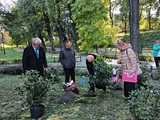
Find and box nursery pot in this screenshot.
[30,103,45,119]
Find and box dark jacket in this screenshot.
[59,48,76,69]
[86,54,96,75]
[22,46,47,74]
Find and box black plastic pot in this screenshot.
[30,103,45,119]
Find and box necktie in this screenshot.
[36,48,39,59]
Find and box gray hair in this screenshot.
[32,37,42,45]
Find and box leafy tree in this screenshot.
[71,0,119,51]
[142,0,157,30]
[108,0,120,27]
[119,0,129,33]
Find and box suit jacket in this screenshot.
[22,46,47,75]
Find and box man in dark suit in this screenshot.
[22,37,47,75]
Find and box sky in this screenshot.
[0,0,16,10]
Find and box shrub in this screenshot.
[138,64,151,88]
[129,86,160,120]
[93,56,113,87]
[16,69,60,106]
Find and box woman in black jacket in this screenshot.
[59,40,76,83]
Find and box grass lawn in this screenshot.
[0,47,59,64]
[0,74,23,119]
[0,74,135,120]
[0,48,22,63]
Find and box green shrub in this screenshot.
[93,56,113,87]
[129,86,160,120]
[138,64,151,88]
[16,69,60,106]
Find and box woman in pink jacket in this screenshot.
[117,40,138,97]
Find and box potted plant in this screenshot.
[17,69,60,119]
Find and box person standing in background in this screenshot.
[152,40,160,68]
[59,37,76,84]
[22,37,48,75]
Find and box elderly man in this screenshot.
[22,37,47,75]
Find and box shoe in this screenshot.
[83,90,96,97]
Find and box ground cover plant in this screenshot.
[0,74,134,120]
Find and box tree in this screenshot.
[119,0,129,33]
[0,25,5,54]
[128,0,140,54]
[144,0,156,30]
[108,0,120,27]
[70,0,118,51]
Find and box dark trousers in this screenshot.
[89,79,95,92]
[154,57,160,68]
[64,68,75,83]
[124,82,136,97]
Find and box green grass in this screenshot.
[1,74,160,120]
[0,74,134,120]
[46,53,59,63]
[46,90,132,120]
[0,47,58,64]
[0,74,23,119]
[0,48,22,63]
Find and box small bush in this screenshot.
[16,69,60,106]
[93,56,113,87]
[129,86,160,120]
[138,64,151,88]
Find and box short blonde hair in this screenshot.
[32,37,42,45]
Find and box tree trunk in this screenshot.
[43,11,54,51]
[124,21,127,33]
[16,43,19,48]
[39,32,46,50]
[56,23,65,50]
[148,8,152,30]
[56,4,65,50]
[1,32,5,54]
[109,0,114,27]
[68,4,78,51]
[124,15,128,33]
[128,0,140,54]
